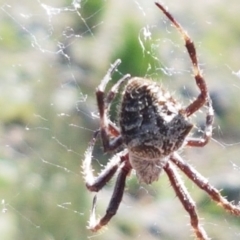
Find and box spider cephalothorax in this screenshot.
[82,2,240,240]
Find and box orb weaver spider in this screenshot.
[83,2,240,239]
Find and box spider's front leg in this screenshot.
[155,2,214,148]
[181,24,214,147]
[155,2,210,117]
[96,59,130,152]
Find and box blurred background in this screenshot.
[1,0,240,239]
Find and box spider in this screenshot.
[83,2,240,240]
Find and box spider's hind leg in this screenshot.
[171,152,240,216]
[164,161,209,240]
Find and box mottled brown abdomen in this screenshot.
[119,77,193,158]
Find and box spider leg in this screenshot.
[108,121,121,137]
[82,131,124,192]
[105,74,131,109]
[171,152,240,215]
[155,2,211,117]
[164,161,209,240]
[186,103,214,147]
[96,59,130,152]
[88,155,132,232]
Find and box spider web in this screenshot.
[1,0,240,240]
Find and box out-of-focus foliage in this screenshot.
[1,1,240,240]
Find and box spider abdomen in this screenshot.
[119,77,193,183]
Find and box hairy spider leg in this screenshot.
[155,2,209,116]
[82,130,132,232]
[108,121,121,137]
[105,74,131,108]
[89,154,131,232]
[155,2,214,147]
[105,74,131,137]
[96,59,130,152]
[164,162,209,240]
[171,153,240,215]
[83,130,121,192]
[186,105,214,147]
